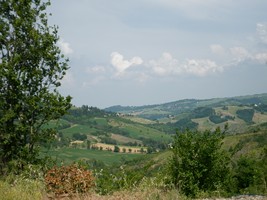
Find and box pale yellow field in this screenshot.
[92,143,147,153]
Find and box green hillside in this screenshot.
[105,93,267,119]
[105,93,267,133]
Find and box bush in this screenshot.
[234,156,262,191]
[168,128,230,197]
[45,164,94,196]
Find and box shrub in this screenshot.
[45,164,94,196]
[168,128,230,197]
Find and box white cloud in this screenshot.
[183,59,222,76]
[58,39,73,55]
[210,44,225,55]
[254,53,267,64]
[110,52,143,75]
[257,23,267,44]
[230,47,250,61]
[149,52,181,76]
[149,52,222,77]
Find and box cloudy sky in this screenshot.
[49,0,267,108]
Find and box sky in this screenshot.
[48,0,267,108]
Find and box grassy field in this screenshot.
[120,123,171,141]
[62,124,95,137]
[123,116,156,124]
[111,133,142,144]
[45,147,149,166]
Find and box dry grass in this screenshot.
[0,179,45,200]
[44,188,184,200]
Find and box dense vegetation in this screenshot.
[169,128,230,197]
[0,0,71,174]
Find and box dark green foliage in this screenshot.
[72,133,87,141]
[94,157,155,195]
[209,115,228,124]
[230,151,267,194]
[100,136,117,145]
[236,109,255,124]
[169,118,198,131]
[63,105,115,124]
[140,137,168,150]
[222,106,228,110]
[47,132,70,148]
[234,156,262,190]
[226,131,267,194]
[254,104,267,113]
[169,128,230,197]
[114,145,120,153]
[192,107,215,118]
[0,0,71,173]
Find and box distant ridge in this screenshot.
[105,93,267,119]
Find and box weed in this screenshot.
[45,164,94,196]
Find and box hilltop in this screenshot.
[105,93,267,133]
[105,93,267,117]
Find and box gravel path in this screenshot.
[201,195,267,200]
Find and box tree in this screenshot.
[168,128,230,197]
[0,0,71,171]
[114,145,120,153]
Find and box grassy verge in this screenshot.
[0,178,44,200]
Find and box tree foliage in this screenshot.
[236,109,255,124]
[169,128,230,197]
[0,0,71,172]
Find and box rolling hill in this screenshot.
[105,93,267,118]
[105,93,267,133]
[44,93,267,166]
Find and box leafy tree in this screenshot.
[114,145,120,153]
[234,156,262,191]
[0,0,71,171]
[169,128,230,197]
